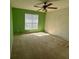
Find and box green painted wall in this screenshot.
[12,8,46,34]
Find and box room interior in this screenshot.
[10,0,69,59]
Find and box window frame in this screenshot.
[25,13,39,30]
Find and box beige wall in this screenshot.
[45,8,69,41]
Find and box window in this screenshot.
[25,14,38,30]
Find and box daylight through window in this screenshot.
[25,14,38,30]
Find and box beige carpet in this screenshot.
[11,32,69,59]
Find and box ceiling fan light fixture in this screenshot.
[34,0,58,12]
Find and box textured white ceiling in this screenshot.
[11,0,69,12]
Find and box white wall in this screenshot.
[45,8,69,41]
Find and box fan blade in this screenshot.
[37,8,42,11]
[34,5,42,8]
[47,3,52,6]
[48,7,58,9]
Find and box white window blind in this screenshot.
[25,14,38,30]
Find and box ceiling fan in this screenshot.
[34,0,58,12]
